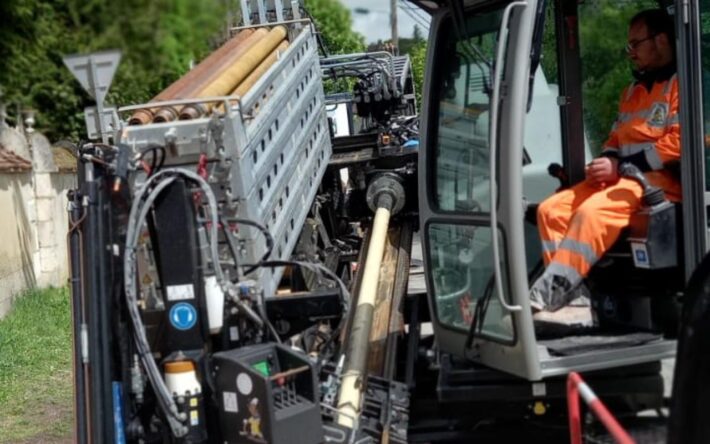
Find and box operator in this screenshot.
[529,9,680,319]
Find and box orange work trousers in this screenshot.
[531,178,645,310]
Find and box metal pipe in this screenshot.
[179,26,287,120]
[336,196,392,428]
[153,28,269,123]
[216,40,289,113]
[232,40,288,98]
[335,170,415,428]
[67,189,88,444]
[128,29,255,125]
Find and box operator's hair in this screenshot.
[630,9,675,43]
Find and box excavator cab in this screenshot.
[416,0,708,384]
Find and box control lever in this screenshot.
[547,162,569,191]
[618,162,666,207]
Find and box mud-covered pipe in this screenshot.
[129,29,256,125]
[179,26,287,120]
[336,175,405,428]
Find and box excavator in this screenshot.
[64,0,710,442]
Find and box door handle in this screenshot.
[489,1,527,313]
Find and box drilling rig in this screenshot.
[65,2,416,443]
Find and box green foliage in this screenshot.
[303,0,365,55]
[409,39,428,110]
[0,288,72,442]
[578,0,658,151]
[538,0,658,152]
[0,0,236,141]
[305,0,365,95]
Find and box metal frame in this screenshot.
[676,0,709,281]
[239,0,298,26]
[120,24,331,298]
[418,0,543,380]
[539,341,676,377]
[553,0,586,185]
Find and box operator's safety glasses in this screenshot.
[625,34,657,53]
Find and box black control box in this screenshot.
[212,343,323,444]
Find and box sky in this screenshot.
[338,0,431,43]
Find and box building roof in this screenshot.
[0,144,32,173]
[52,144,78,173]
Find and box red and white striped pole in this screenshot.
[567,372,636,444]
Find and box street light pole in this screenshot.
[390,0,398,54]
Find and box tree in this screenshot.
[578,0,658,151]
[0,0,237,141]
[409,40,427,110]
[303,0,365,55]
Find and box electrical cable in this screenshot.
[124,168,260,437]
[464,273,496,353]
[137,144,166,177]
[219,221,242,270]
[399,1,431,27]
[397,2,431,31]
[124,176,185,436]
[300,5,330,57]
[256,289,282,344]
[242,259,350,368]
[228,218,274,275]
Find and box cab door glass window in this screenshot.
[428,7,514,342]
[700,0,710,189]
[433,11,503,213]
[428,223,514,343]
[577,1,658,155]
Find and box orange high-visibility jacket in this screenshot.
[600,74,681,199]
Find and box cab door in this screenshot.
[419,0,543,379]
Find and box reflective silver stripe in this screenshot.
[618,111,632,123]
[663,74,677,95]
[644,147,664,170]
[542,240,558,254]
[530,262,583,311]
[618,109,652,124]
[667,113,679,125]
[559,239,598,266]
[619,142,664,170]
[617,102,669,127]
[546,262,583,287]
[619,143,651,157]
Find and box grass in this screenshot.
[0,287,73,443]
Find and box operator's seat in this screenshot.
[532,162,684,336]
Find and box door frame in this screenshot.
[419,0,543,380]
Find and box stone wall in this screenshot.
[0,172,36,315]
[0,118,76,317]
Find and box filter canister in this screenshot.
[165,360,201,396]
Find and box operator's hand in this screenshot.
[585,157,619,188]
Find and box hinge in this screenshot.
[682,0,690,25]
